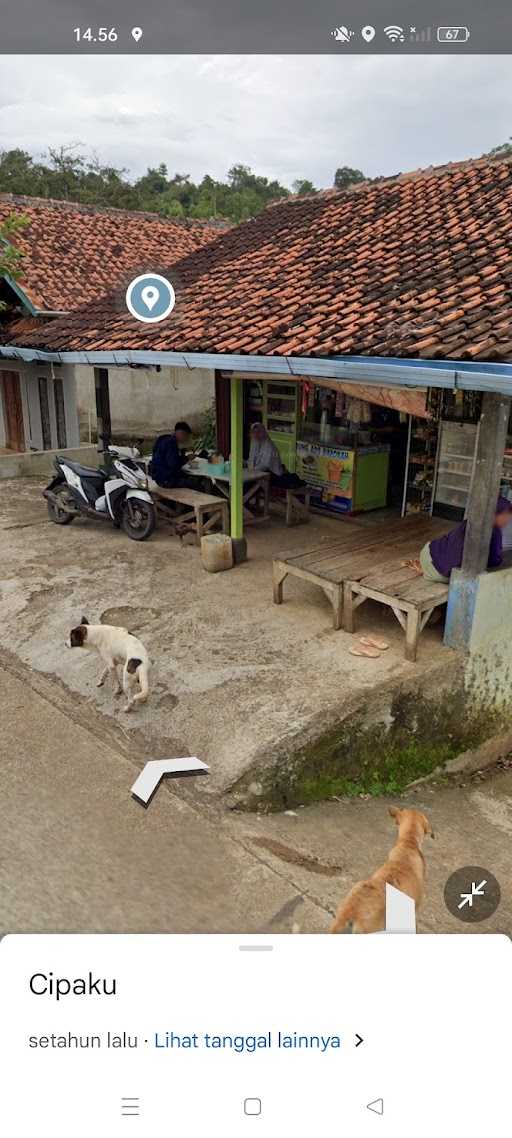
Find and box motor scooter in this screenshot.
[43,443,156,541]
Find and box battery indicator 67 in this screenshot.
[437,26,470,42]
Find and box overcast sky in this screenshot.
[0,55,510,188]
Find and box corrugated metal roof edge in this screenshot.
[1,345,512,395]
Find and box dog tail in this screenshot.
[127,658,150,705]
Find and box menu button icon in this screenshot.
[121,1097,140,1117]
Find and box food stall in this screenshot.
[403,389,512,521]
[296,430,389,515]
[216,372,429,518]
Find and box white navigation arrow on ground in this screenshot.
[458,879,487,909]
[385,883,416,933]
[131,757,209,806]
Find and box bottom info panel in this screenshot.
[0,934,509,1136]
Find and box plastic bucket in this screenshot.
[201,533,234,573]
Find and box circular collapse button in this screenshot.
[444,865,501,923]
[126,272,176,323]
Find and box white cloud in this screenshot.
[0,54,510,189]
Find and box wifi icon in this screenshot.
[384,24,405,42]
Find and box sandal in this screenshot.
[349,644,381,658]
[360,635,390,652]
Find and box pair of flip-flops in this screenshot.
[349,635,390,658]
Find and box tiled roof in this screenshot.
[6,157,512,362]
[0,194,225,313]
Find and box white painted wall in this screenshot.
[74,364,215,439]
[0,360,80,452]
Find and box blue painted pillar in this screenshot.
[444,570,479,652]
[444,392,510,652]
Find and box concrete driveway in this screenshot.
[0,478,510,935]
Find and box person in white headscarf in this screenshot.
[249,423,306,488]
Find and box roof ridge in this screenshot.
[278,151,512,208]
[0,192,228,229]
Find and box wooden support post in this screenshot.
[462,393,511,577]
[230,375,243,541]
[94,367,111,454]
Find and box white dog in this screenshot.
[66,617,150,712]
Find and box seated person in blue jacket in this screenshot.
[248,423,306,489]
[150,421,193,488]
[412,495,512,583]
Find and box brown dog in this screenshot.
[330,807,435,933]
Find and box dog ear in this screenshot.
[388,806,401,822]
[80,616,89,625]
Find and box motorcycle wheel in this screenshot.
[121,498,156,541]
[47,484,75,525]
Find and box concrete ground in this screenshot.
[1,479,453,796]
[0,479,510,935]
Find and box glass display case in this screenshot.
[433,420,479,519]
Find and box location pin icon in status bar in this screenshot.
[131,27,143,42]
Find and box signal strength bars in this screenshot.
[121,1096,140,1117]
[409,26,432,42]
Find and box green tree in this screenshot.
[485,137,512,157]
[0,213,28,311]
[0,147,302,222]
[334,166,366,190]
[292,178,317,195]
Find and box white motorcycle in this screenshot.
[43,444,156,541]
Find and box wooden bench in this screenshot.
[271,485,311,526]
[344,563,449,661]
[150,483,229,543]
[272,518,449,632]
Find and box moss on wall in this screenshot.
[234,681,506,812]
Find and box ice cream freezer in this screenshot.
[296,440,390,515]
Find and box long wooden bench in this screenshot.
[343,562,449,661]
[150,483,229,543]
[272,517,449,631]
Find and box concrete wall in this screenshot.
[0,444,99,480]
[74,364,215,440]
[0,360,80,453]
[461,566,512,707]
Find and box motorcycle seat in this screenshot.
[57,457,105,480]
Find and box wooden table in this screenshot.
[272,517,449,632]
[183,464,270,525]
[344,562,449,661]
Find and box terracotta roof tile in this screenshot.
[0,193,225,313]
[5,155,512,363]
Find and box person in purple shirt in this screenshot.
[416,495,512,583]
